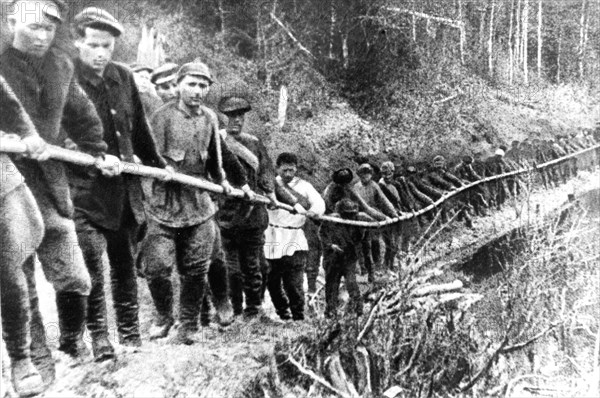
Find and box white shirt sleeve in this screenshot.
[303,180,326,216]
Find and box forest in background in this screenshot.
[1,0,599,184]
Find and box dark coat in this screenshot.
[73,60,167,230]
[0,47,107,217]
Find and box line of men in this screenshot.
[316,131,598,318]
[1,1,598,397]
[0,2,328,396]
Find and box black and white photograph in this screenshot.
[0,0,598,396]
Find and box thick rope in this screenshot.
[0,136,598,227]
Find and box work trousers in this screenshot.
[221,228,265,316]
[0,185,43,360]
[323,249,362,318]
[267,252,307,320]
[75,204,140,343]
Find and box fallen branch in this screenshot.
[500,322,560,354]
[270,13,316,60]
[325,352,361,398]
[287,355,353,398]
[434,93,459,105]
[384,7,465,28]
[412,280,464,297]
[356,291,386,345]
[461,324,513,392]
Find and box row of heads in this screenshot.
[10,0,252,115]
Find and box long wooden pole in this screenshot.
[1,138,598,228]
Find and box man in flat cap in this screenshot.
[130,63,162,116]
[1,0,117,371]
[0,76,49,397]
[72,7,169,359]
[143,62,251,344]
[152,62,179,103]
[216,85,280,322]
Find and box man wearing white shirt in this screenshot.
[265,153,326,321]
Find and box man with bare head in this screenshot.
[1,0,117,378]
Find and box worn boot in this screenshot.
[171,274,205,345]
[11,358,45,397]
[208,258,233,327]
[56,292,89,359]
[200,294,213,327]
[147,278,174,340]
[87,278,115,362]
[111,265,141,347]
[28,290,55,385]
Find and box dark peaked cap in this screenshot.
[74,7,124,37]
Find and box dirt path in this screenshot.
[2,169,598,398]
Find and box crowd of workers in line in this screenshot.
[0,1,598,397]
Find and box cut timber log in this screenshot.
[325,352,360,398]
[412,280,464,297]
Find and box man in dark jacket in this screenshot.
[0,76,49,397]
[1,0,116,367]
[216,87,279,321]
[319,198,375,318]
[71,8,168,359]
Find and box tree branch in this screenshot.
[270,12,316,60]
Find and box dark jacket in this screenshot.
[0,75,39,198]
[0,47,107,217]
[73,60,167,230]
[217,132,274,232]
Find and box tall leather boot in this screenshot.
[111,265,141,347]
[208,258,233,327]
[86,281,115,362]
[28,296,55,385]
[23,259,55,385]
[56,292,89,359]
[147,277,174,339]
[172,274,206,345]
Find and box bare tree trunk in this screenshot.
[556,24,562,83]
[411,0,417,41]
[217,0,226,45]
[537,0,542,78]
[516,0,522,65]
[509,0,515,84]
[522,0,529,84]
[342,33,349,69]
[479,10,486,54]
[329,0,336,58]
[488,0,495,75]
[458,0,465,64]
[578,0,588,79]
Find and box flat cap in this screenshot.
[39,0,63,23]
[151,62,179,85]
[380,161,395,172]
[357,163,373,174]
[336,198,359,214]
[433,155,445,164]
[74,7,124,37]
[462,155,474,164]
[332,168,354,185]
[177,62,213,84]
[219,97,251,114]
[130,63,153,74]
